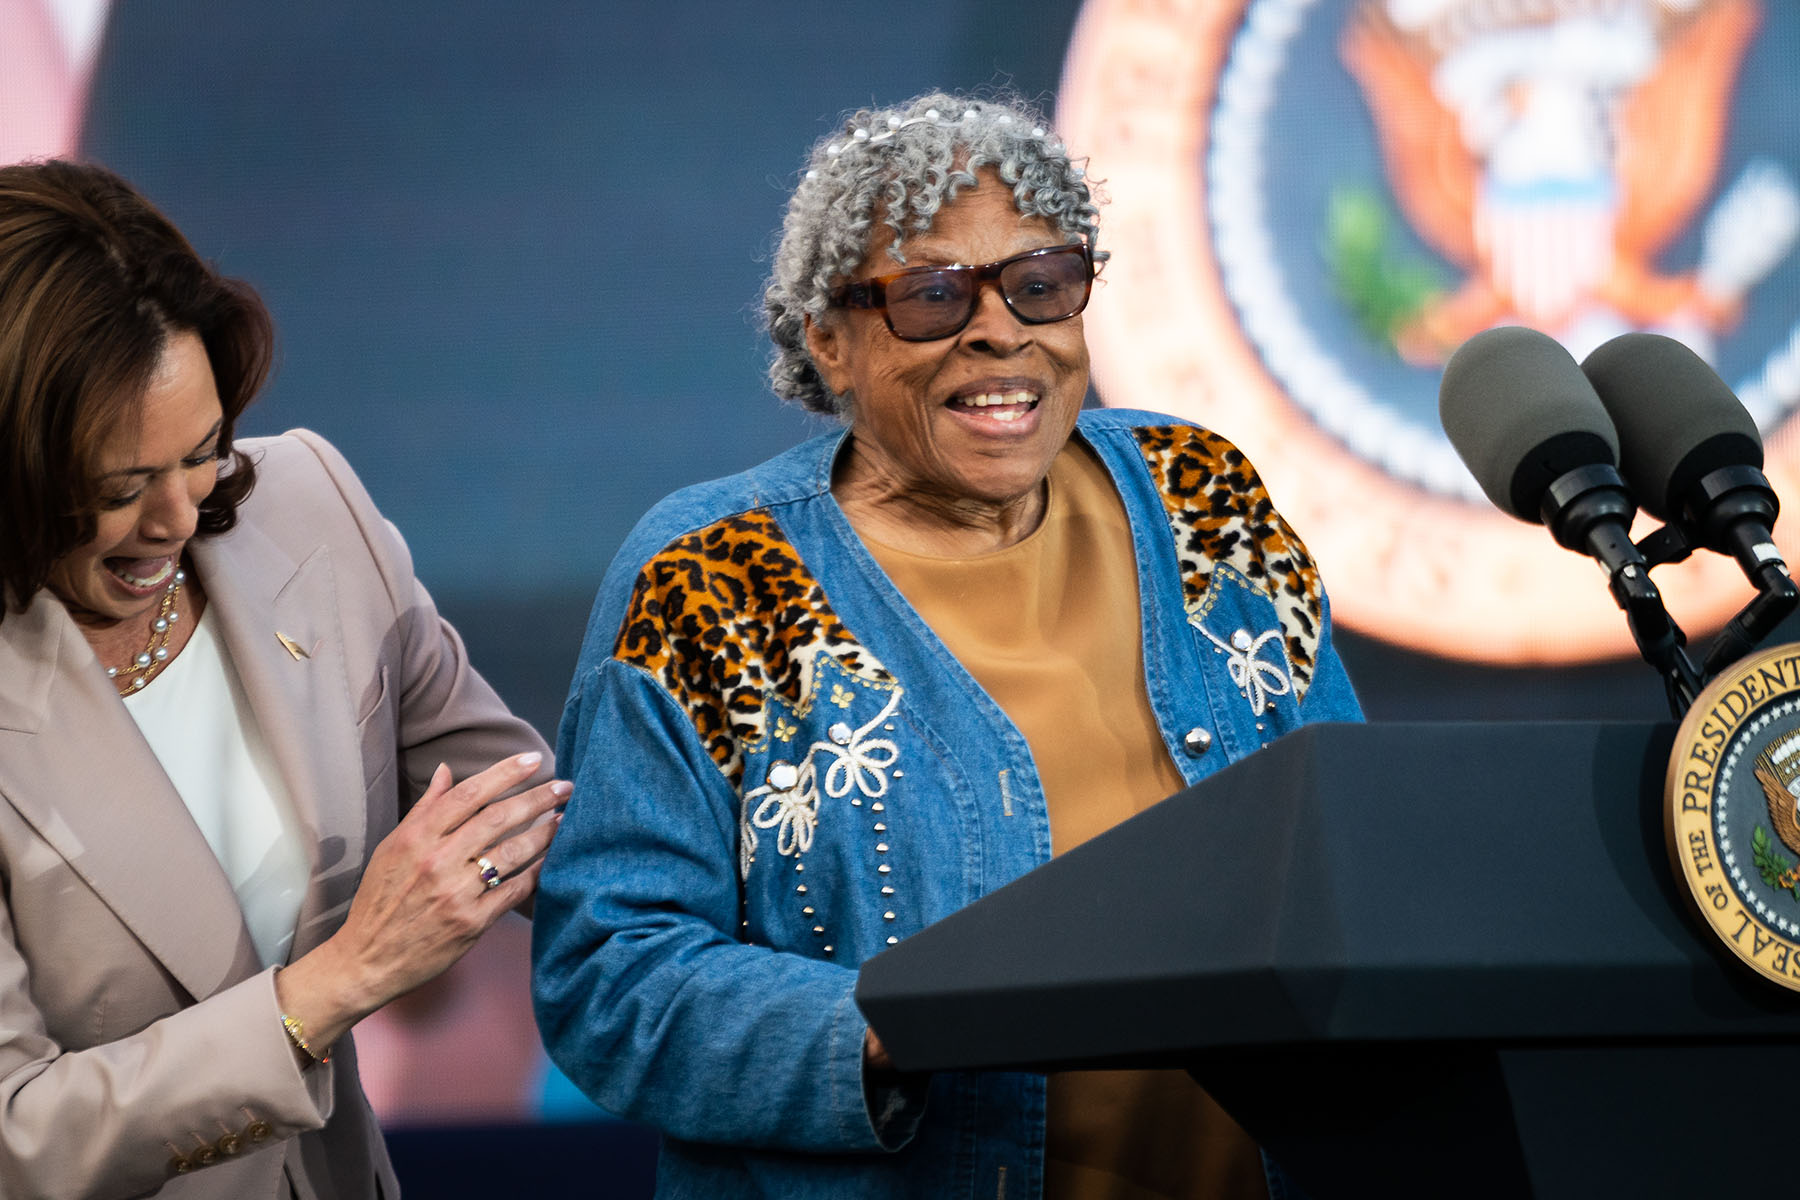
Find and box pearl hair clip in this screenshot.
[806,108,1084,181]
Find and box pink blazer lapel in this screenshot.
[0,593,261,1001]
[192,520,367,964]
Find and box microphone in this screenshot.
[1440,325,1634,571]
[1580,332,1784,585]
[1441,326,1700,709]
[1581,332,1795,676]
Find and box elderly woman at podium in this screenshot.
[533,91,1362,1199]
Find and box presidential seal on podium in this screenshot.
[1668,642,1800,991]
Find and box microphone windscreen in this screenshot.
[1581,332,1762,521]
[1439,326,1619,521]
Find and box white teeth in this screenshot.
[955,390,1038,409]
[110,558,174,589]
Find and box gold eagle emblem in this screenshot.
[1753,735,1800,862]
[1341,0,1769,364]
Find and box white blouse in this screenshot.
[122,609,310,968]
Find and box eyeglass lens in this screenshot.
[883,246,1090,339]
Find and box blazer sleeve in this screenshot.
[283,429,552,796]
[0,910,332,1198]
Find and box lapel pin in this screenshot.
[276,632,311,661]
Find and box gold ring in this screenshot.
[475,856,501,890]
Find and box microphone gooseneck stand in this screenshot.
[1540,464,1703,715]
[1623,464,1796,715]
[1572,469,1797,719]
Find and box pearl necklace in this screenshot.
[107,569,184,694]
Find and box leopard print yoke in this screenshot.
[1131,425,1324,709]
[611,508,898,790]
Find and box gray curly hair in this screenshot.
[764,91,1104,416]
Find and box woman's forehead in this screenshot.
[881,185,1060,265]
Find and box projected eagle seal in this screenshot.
[1058,0,1800,664]
[1667,643,1800,992]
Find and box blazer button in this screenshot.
[245,1119,274,1142]
[1183,727,1213,757]
[216,1131,242,1157]
[191,1144,217,1167]
[168,1155,193,1176]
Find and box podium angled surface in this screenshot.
[856,723,1800,1198]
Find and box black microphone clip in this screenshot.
[1683,463,1786,585]
[1538,462,1700,708]
[1539,462,1637,567]
[1679,463,1794,678]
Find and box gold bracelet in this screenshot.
[280,1013,330,1065]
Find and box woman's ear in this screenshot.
[804,313,852,397]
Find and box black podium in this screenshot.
[855,723,1800,1199]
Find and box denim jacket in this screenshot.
[532,409,1363,1199]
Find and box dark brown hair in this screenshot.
[0,160,273,620]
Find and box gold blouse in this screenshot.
[864,440,1268,1200]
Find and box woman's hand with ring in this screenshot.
[474,855,503,890]
[274,752,568,1052]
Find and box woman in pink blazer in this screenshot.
[0,160,565,1197]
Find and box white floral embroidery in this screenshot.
[752,772,818,857]
[1195,623,1291,716]
[739,688,903,879]
[739,814,759,880]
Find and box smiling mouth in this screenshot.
[947,390,1040,423]
[105,556,176,591]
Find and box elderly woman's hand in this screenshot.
[273,752,568,1055]
[864,1028,894,1073]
